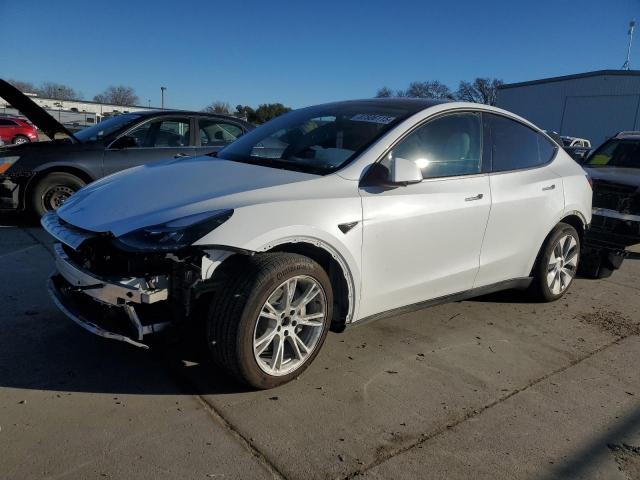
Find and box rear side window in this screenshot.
[485,114,556,172]
[0,119,17,126]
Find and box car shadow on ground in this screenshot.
[0,212,38,227]
[0,317,252,396]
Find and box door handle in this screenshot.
[542,184,556,191]
[464,193,484,202]
[174,152,190,159]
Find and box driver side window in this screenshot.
[393,112,483,179]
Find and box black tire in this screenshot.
[530,222,580,302]
[12,135,29,145]
[206,252,333,389]
[31,172,85,217]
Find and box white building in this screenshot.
[0,93,157,128]
[496,70,640,146]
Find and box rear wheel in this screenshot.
[206,253,332,389]
[31,172,85,217]
[530,223,580,302]
[13,135,29,145]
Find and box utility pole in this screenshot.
[160,86,167,109]
[623,20,636,70]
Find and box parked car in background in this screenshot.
[581,131,640,278]
[0,79,254,216]
[42,99,592,389]
[0,116,39,144]
[545,131,591,162]
[561,136,591,149]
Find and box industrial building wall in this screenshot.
[496,74,640,146]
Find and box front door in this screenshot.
[358,111,491,319]
[103,116,195,176]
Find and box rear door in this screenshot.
[474,113,563,288]
[193,117,247,156]
[103,116,195,176]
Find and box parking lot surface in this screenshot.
[1,218,639,480]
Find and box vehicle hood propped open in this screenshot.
[57,156,320,236]
[0,79,79,142]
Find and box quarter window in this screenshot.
[392,112,483,179]
[199,119,243,146]
[485,114,555,172]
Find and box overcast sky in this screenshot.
[1,0,637,110]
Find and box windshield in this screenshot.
[74,113,142,142]
[586,139,640,168]
[217,103,415,175]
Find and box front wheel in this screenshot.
[206,253,333,389]
[530,223,580,302]
[30,172,85,217]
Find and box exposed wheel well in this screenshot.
[22,167,93,210]
[530,214,586,276]
[267,242,351,332]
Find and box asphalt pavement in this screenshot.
[0,216,638,480]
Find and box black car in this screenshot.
[0,80,254,216]
[581,131,640,278]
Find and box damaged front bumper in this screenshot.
[48,243,173,348]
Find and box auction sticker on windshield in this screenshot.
[350,114,396,124]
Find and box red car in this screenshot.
[0,116,38,144]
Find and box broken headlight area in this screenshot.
[113,209,233,252]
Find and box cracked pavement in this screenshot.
[1,217,639,480]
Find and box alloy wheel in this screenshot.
[547,234,578,295]
[253,275,327,376]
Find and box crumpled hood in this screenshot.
[57,156,318,236]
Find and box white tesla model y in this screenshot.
[43,99,592,388]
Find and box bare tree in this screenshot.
[37,82,81,100]
[94,86,139,106]
[202,101,232,114]
[375,87,394,98]
[7,79,37,93]
[403,81,453,100]
[456,78,504,105]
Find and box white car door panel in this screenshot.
[359,176,491,318]
[357,111,491,319]
[474,113,565,288]
[474,167,563,287]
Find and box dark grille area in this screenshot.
[592,180,640,214]
[63,239,173,277]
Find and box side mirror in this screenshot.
[390,156,423,185]
[111,135,138,149]
[361,157,423,188]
